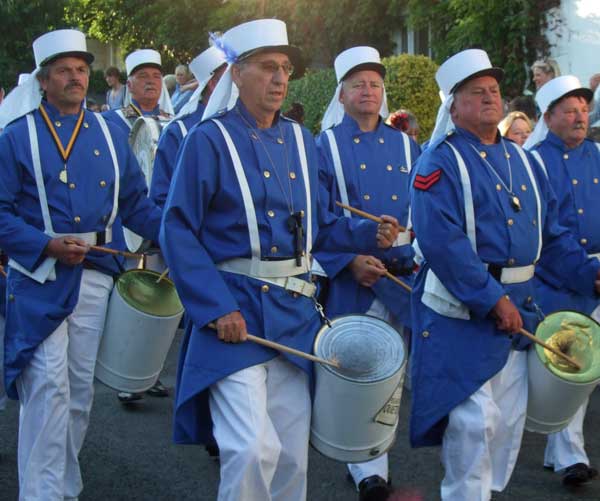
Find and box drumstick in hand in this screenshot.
[89,245,144,260]
[518,328,582,371]
[207,323,340,369]
[336,201,407,232]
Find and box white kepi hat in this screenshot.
[524,75,593,149]
[0,29,94,129]
[203,18,304,120]
[321,46,389,131]
[176,45,227,118]
[430,48,504,144]
[123,49,174,115]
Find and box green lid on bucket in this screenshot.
[116,269,184,317]
[534,311,600,384]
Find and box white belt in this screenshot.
[393,231,411,247]
[258,275,317,298]
[498,264,535,284]
[52,230,112,246]
[217,256,309,278]
[217,257,316,298]
[589,252,600,260]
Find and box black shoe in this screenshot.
[146,379,169,397]
[117,391,143,403]
[562,463,598,486]
[358,475,391,501]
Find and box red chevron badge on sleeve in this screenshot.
[414,169,442,190]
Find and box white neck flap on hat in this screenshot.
[0,29,90,129]
[524,75,590,150]
[321,46,389,131]
[176,45,227,119]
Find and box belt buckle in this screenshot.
[284,276,316,297]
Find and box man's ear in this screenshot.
[231,64,242,88]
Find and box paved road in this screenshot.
[1,331,599,500]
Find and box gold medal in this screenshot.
[511,195,522,212]
[59,169,68,183]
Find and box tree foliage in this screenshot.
[407,0,561,97]
[0,0,68,90]
[64,0,408,71]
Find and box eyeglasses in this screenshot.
[251,60,295,77]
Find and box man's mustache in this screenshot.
[65,83,84,91]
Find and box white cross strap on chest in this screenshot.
[211,118,314,296]
[421,141,541,320]
[177,120,188,138]
[325,129,351,217]
[530,150,548,178]
[8,113,121,284]
[326,128,414,241]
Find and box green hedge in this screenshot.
[284,53,439,140]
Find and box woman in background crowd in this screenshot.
[499,111,533,147]
[103,66,125,110]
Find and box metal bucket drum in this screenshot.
[526,310,600,434]
[96,269,184,392]
[311,315,406,463]
[124,116,166,252]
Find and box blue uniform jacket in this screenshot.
[533,133,600,315]
[160,100,382,445]
[0,102,162,398]
[313,114,420,324]
[409,127,599,447]
[149,104,205,208]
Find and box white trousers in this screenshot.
[441,350,528,501]
[347,299,401,487]
[16,269,113,501]
[209,356,311,501]
[544,398,589,471]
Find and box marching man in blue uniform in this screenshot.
[524,76,599,486]
[313,46,420,501]
[0,29,161,500]
[103,48,173,133]
[409,49,600,501]
[150,44,227,208]
[160,19,401,501]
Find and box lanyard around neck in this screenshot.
[38,104,85,163]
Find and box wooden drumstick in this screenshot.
[335,201,407,232]
[207,322,340,369]
[365,259,580,370]
[0,264,6,279]
[365,259,412,293]
[518,328,582,371]
[156,268,169,284]
[89,245,144,260]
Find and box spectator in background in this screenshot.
[171,64,197,114]
[588,72,600,127]
[283,101,305,124]
[508,95,537,124]
[103,66,125,110]
[531,59,561,90]
[387,108,420,143]
[499,111,532,146]
[163,74,177,95]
